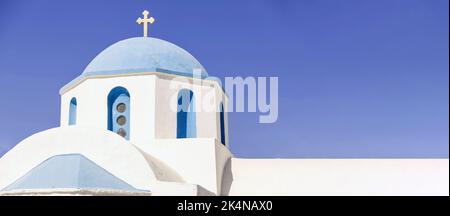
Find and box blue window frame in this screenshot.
[177,89,196,138]
[220,103,226,145]
[107,87,130,140]
[69,97,77,125]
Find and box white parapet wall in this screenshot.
[222,158,449,196]
[138,138,233,195]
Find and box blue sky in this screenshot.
[0,0,448,158]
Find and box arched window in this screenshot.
[68,97,77,125]
[177,89,196,138]
[220,103,226,145]
[108,87,130,140]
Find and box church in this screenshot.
[0,11,447,196]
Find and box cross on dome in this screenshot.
[136,10,155,37]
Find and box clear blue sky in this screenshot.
[0,0,448,158]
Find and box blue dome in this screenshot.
[82,37,208,78]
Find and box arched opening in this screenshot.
[68,97,77,125]
[108,87,130,140]
[177,89,196,138]
[220,102,226,145]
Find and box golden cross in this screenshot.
[136,10,155,37]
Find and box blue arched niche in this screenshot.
[177,89,196,138]
[107,87,130,140]
[68,97,77,125]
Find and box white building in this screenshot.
[0,12,448,196]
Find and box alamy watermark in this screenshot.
[168,69,278,124]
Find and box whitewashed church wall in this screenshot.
[60,73,228,147]
[222,158,449,196]
[0,127,159,191]
[214,139,233,195]
[154,76,219,140]
[139,138,227,195]
[60,75,157,148]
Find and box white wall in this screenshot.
[222,158,449,196]
[61,73,229,149]
[0,127,159,191]
[154,75,224,141]
[138,138,233,195]
[60,74,157,149]
[59,72,232,195]
[0,126,230,196]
